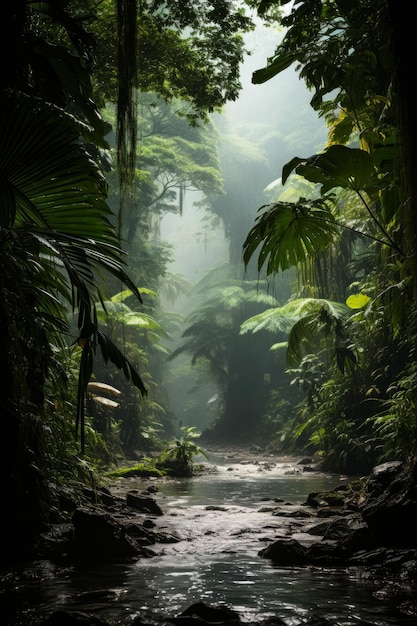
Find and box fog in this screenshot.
[160,21,328,439]
[161,22,326,279]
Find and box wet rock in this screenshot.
[301,465,319,473]
[365,461,404,497]
[155,531,181,543]
[205,505,228,511]
[72,507,141,559]
[163,602,242,626]
[258,538,307,564]
[306,521,333,536]
[178,601,241,623]
[316,507,346,518]
[338,520,374,553]
[305,490,345,508]
[82,486,124,508]
[32,523,74,560]
[360,461,417,548]
[258,618,286,626]
[350,547,417,568]
[297,457,315,465]
[303,615,333,625]
[121,520,157,545]
[322,516,369,543]
[126,491,164,515]
[305,540,350,564]
[272,506,314,518]
[39,610,111,625]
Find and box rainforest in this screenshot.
[1,1,417,624]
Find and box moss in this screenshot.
[105,463,166,478]
[349,479,366,492]
[321,491,345,506]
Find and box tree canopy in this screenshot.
[240,0,417,471]
[2,0,417,556]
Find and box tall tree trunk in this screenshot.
[386,1,417,292]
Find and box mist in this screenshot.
[160,20,328,442]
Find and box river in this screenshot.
[1,449,415,625]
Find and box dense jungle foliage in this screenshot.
[0,0,415,557]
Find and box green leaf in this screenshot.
[97,331,147,396]
[346,293,371,309]
[292,145,381,195]
[243,199,338,274]
[252,51,298,84]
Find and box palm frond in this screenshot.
[243,198,338,275]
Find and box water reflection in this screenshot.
[1,456,415,625]
[133,553,412,625]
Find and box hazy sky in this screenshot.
[160,20,327,282]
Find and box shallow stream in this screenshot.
[2,450,415,625]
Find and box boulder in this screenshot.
[126,491,164,515]
[360,461,417,548]
[72,507,140,559]
[258,538,307,564]
[305,540,350,564]
[175,601,241,623]
[39,610,111,625]
[322,516,373,552]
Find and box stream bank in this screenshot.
[2,448,417,625]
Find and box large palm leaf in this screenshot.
[240,297,356,372]
[243,197,338,274]
[0,92,146,451]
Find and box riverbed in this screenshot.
[1,448,415,625]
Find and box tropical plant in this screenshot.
[156,426,208,476]
[168,267,296,441]
[0,1,147,552]
[92,288,172,454]
[239,0,417,470]
[240,297,356,372]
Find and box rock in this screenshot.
[322,516,371,550]
[365,461,404,497]
[39,610,111,625]
[272,506,314,518]
[305,540,350,565]
[305,490,345,508]
[350,547,417,568]
[360,460,417,548]
[338,520,374,553]
[72,507,140,559]
[178,601,241,623]
[126,491,164,515]
[297,457,315,465]
[121,521,157,545]
[316,508,346,518]
[306,521,333,536]
[258,538,307,564]
[349,547,390,566]
[82,486,124,508]
[304,615,333,625]
[205,505,228,511]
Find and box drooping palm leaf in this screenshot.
[0,91,142,300]
[97,331,147,396]
[281,145,401,254]
[241,297,354,371]
[240,307,294,335]
[0,92,146,452]
[282,145,382,195]
[243,198,338,275]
